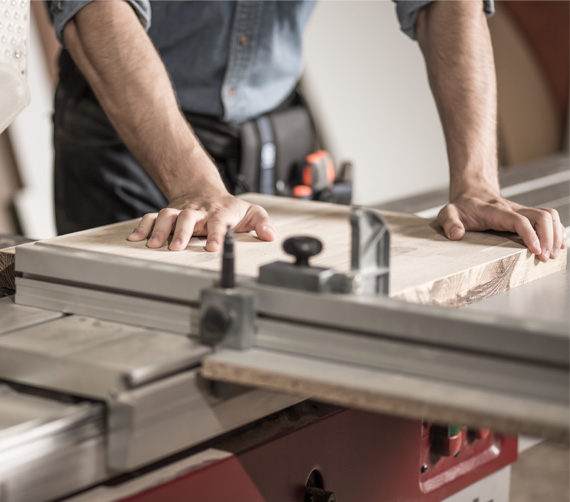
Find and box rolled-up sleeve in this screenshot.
[394,0,495,40]
[47,0,151,44]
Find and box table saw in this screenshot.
[0,156,568,502]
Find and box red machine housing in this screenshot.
[109,406,517,502]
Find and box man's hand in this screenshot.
[438,193,567,262]
[64,1,274,250]
[127,195,275,252]
[415,2,565,261]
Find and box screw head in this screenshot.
[421,464,429,474]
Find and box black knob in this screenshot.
[283,236,323,267]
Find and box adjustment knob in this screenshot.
[201,305,233,345]
[283,236,323,267]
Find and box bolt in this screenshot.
[421,464,429,474]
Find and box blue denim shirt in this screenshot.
[49,1,494,124]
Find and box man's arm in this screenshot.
[62,1,275,251]
[415,1,565,262]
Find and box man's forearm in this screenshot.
[63,1,227,202]
[416,1,499,199]
[415,1,565,261]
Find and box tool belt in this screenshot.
[184,93,319,196]
[58,49,319,197]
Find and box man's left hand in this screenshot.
[438,193,567,262]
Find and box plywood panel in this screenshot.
[201,348,569,441]
[29,194,566,307]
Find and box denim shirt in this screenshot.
[49,0,494,124]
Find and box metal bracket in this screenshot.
[199,287,256,349]
[346,207,390,295]
[258,206,390,296]
[199,229,256,349]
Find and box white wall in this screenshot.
[302,0,449,206]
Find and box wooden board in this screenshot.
[1,235,33,290]
[0,246,15,290]
[27,194,566,307]
[201,348,569,441]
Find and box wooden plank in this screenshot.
[30,194,567,307]
[1,235,34,291]
[201,348,569,442]
[0,246,15,290]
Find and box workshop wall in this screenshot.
[489,1,569,166]
[303,0,448,206]
[303,1,570,207]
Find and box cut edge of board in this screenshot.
[392,249,567,307]
[0,246,16,290]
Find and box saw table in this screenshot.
[0,154,568,502]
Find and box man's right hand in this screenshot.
[65,1,268,250]
[127,194,275,252]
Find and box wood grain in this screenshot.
[34,194,567,307]
[0,246,15,290]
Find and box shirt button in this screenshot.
[228,87,236,96]
[239,35,248,46]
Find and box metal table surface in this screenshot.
[465,259,569,326]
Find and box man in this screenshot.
[49,0,565,262]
